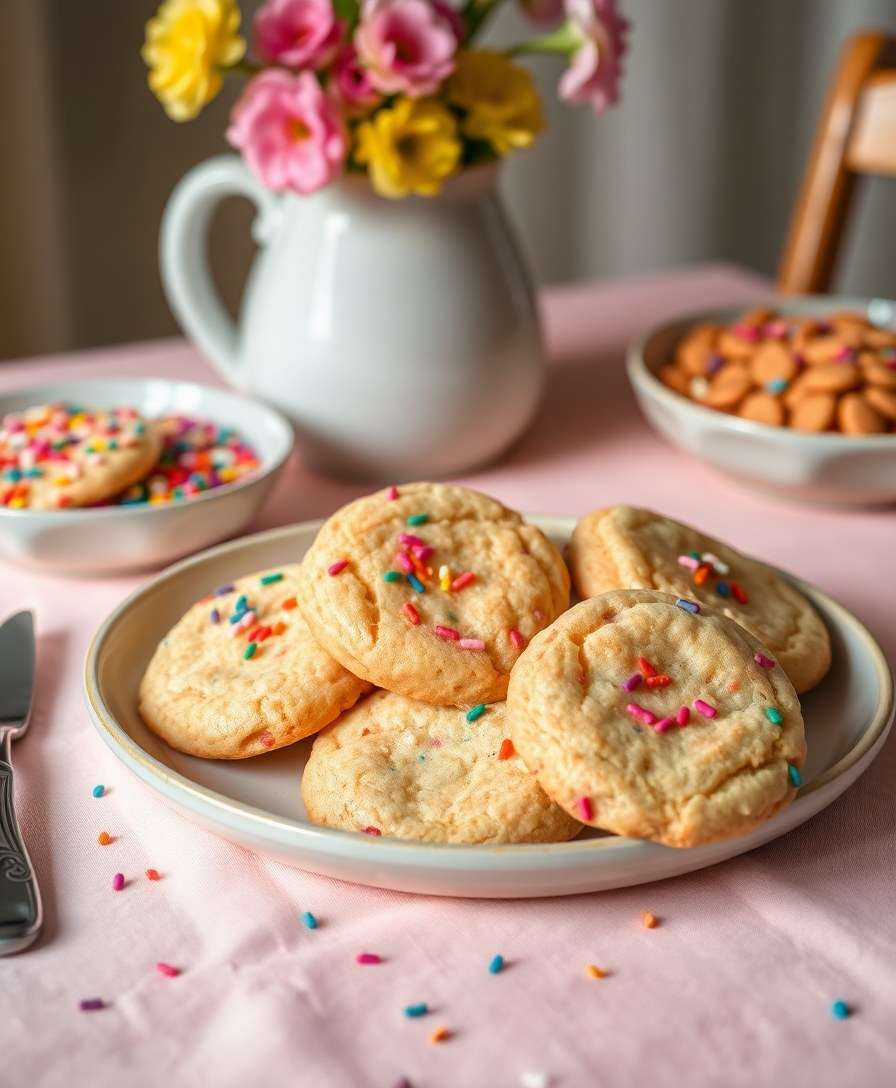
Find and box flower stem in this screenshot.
[506,21,580,58]
[464,0,504,43]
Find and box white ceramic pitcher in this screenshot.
[160,155,545,480]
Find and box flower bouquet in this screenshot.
[143,0,628,198]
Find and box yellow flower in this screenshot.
[446,50,545,156]
[142,0,246,122]
[355,98,462,199]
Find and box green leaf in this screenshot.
[333,0,361,30]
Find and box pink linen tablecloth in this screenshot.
[2,264,895,1088]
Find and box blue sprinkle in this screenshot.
[215,584,235,596]
[24,468,43,478]
[210,608,220,624]
[301,911,318,929]
[234,595,248,613]
[766,378,788,394]
[831,1000,850,1020]
[404,1003,429,1018]
[488,955,504,975]
[407,574,425,594]
[4,468,22,482]
[91,784,105,798]
[715,581,730,597]
[675,598,700,614]
[229,611,246,624]
[466,704,487,722]
[788,764,802,788]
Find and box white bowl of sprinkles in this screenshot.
[0,378,293,575]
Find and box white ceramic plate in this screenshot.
[84,517,894,899]
[627,295,896,507]
[0,378,294,575]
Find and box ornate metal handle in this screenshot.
[0,739,42,954]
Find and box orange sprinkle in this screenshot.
[97,831,112,846]
[645,674,672,688]
[693,563,712,586]
[498,739,515,760]
[281,597,298,610]
[146,869,161,881]
[402,602,420,626]
[271,621,286,636]
[361,728,371,736]
[429,1027,451,1044]
[586,964,608,979]
[637,656,657,678]
[642,911,659,929]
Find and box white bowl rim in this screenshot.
[627,297,896,449]
[0,377,295,521]
[83,515,895,864]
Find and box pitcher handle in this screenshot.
[160,154,280,390]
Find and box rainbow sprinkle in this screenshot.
[434,625,459,641]
[509,628,526,650]
[452,572,476,591]
[383,570,402,583]
[328,560,349,576]
[498,739,515,760]
[577,796,594,821]
[466,704,487,722]
[387,485,399,500]
[585,964,608,979]
[459,638,485,650]
[301,911,318,929]
[356,952,381,965]
[765,707,783,724]
[79,999,105,1012]
[831,1000,850,1020]
[406,514,428,526]
[626,702,657,726]
[260,572,283,585]
[404,1003,429,1018]
[402,602,420,626]
[92,784,105,798]
[676,706,690,727]
[693,699,717,719]
[653,717,674,733]
[156,962,179,978]
[243,642,257,660]
[146,868,161,881]
[642,911,659,928]
[622,673,642,692]
[788,765,802,787]
[488,955,505,974]
[754,652,776,669]
[429,1027,450,1044]
[97,832,111,846]
[675,598,700,614]
[112,873,125,892]
[407,573,425,593]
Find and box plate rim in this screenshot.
[83,515,895,867]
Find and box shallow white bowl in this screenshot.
[84,516,894,899]
[627,295,896,506]
[0,378,293,575]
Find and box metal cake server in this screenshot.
[0,611,42,954]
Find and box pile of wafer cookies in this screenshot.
[659,306,896,434]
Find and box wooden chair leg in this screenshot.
[777,31,890,295]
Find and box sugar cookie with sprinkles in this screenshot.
[301,691,581,844]
[138,566,372,759]
[297,483,570,706]
[506,589,806,848]
[0,403,162,510]
[568,505,830,693]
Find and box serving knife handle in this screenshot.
[0,734,42,954]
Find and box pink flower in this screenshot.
[226,70,346,194]
[355,0,458,97]
[520,0,564,23]
[253,0,342,69]
[331,45,382,114]
[559,0,629,114]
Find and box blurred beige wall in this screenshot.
[1,0,895,361]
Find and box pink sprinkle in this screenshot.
[694,699,717,719]
[626,703,657,726]
[259,731,275,749]
[835,345,856,363]
[733,323,760,342]
[400,533,425,547]
[395,551,414,573]
[328,560,349,576]
[459,638,485,650]
[676,706,690,727]
[622,673,642,692]
[112,873,125,892]
[156,962,179,978]
[356,952,381,965]
[677,555,699,571]
[434,625,460,641]
[451,571,476,591]
[509,629,526,651]
[577,796,594,821]
[764,320,789,339]
[653,717,674,733]
[411,544,434,561]
[387,485,398,500]
[754,652,776,669]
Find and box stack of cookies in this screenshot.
[139,486,831,849]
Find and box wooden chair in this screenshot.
[778,30,896,294]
